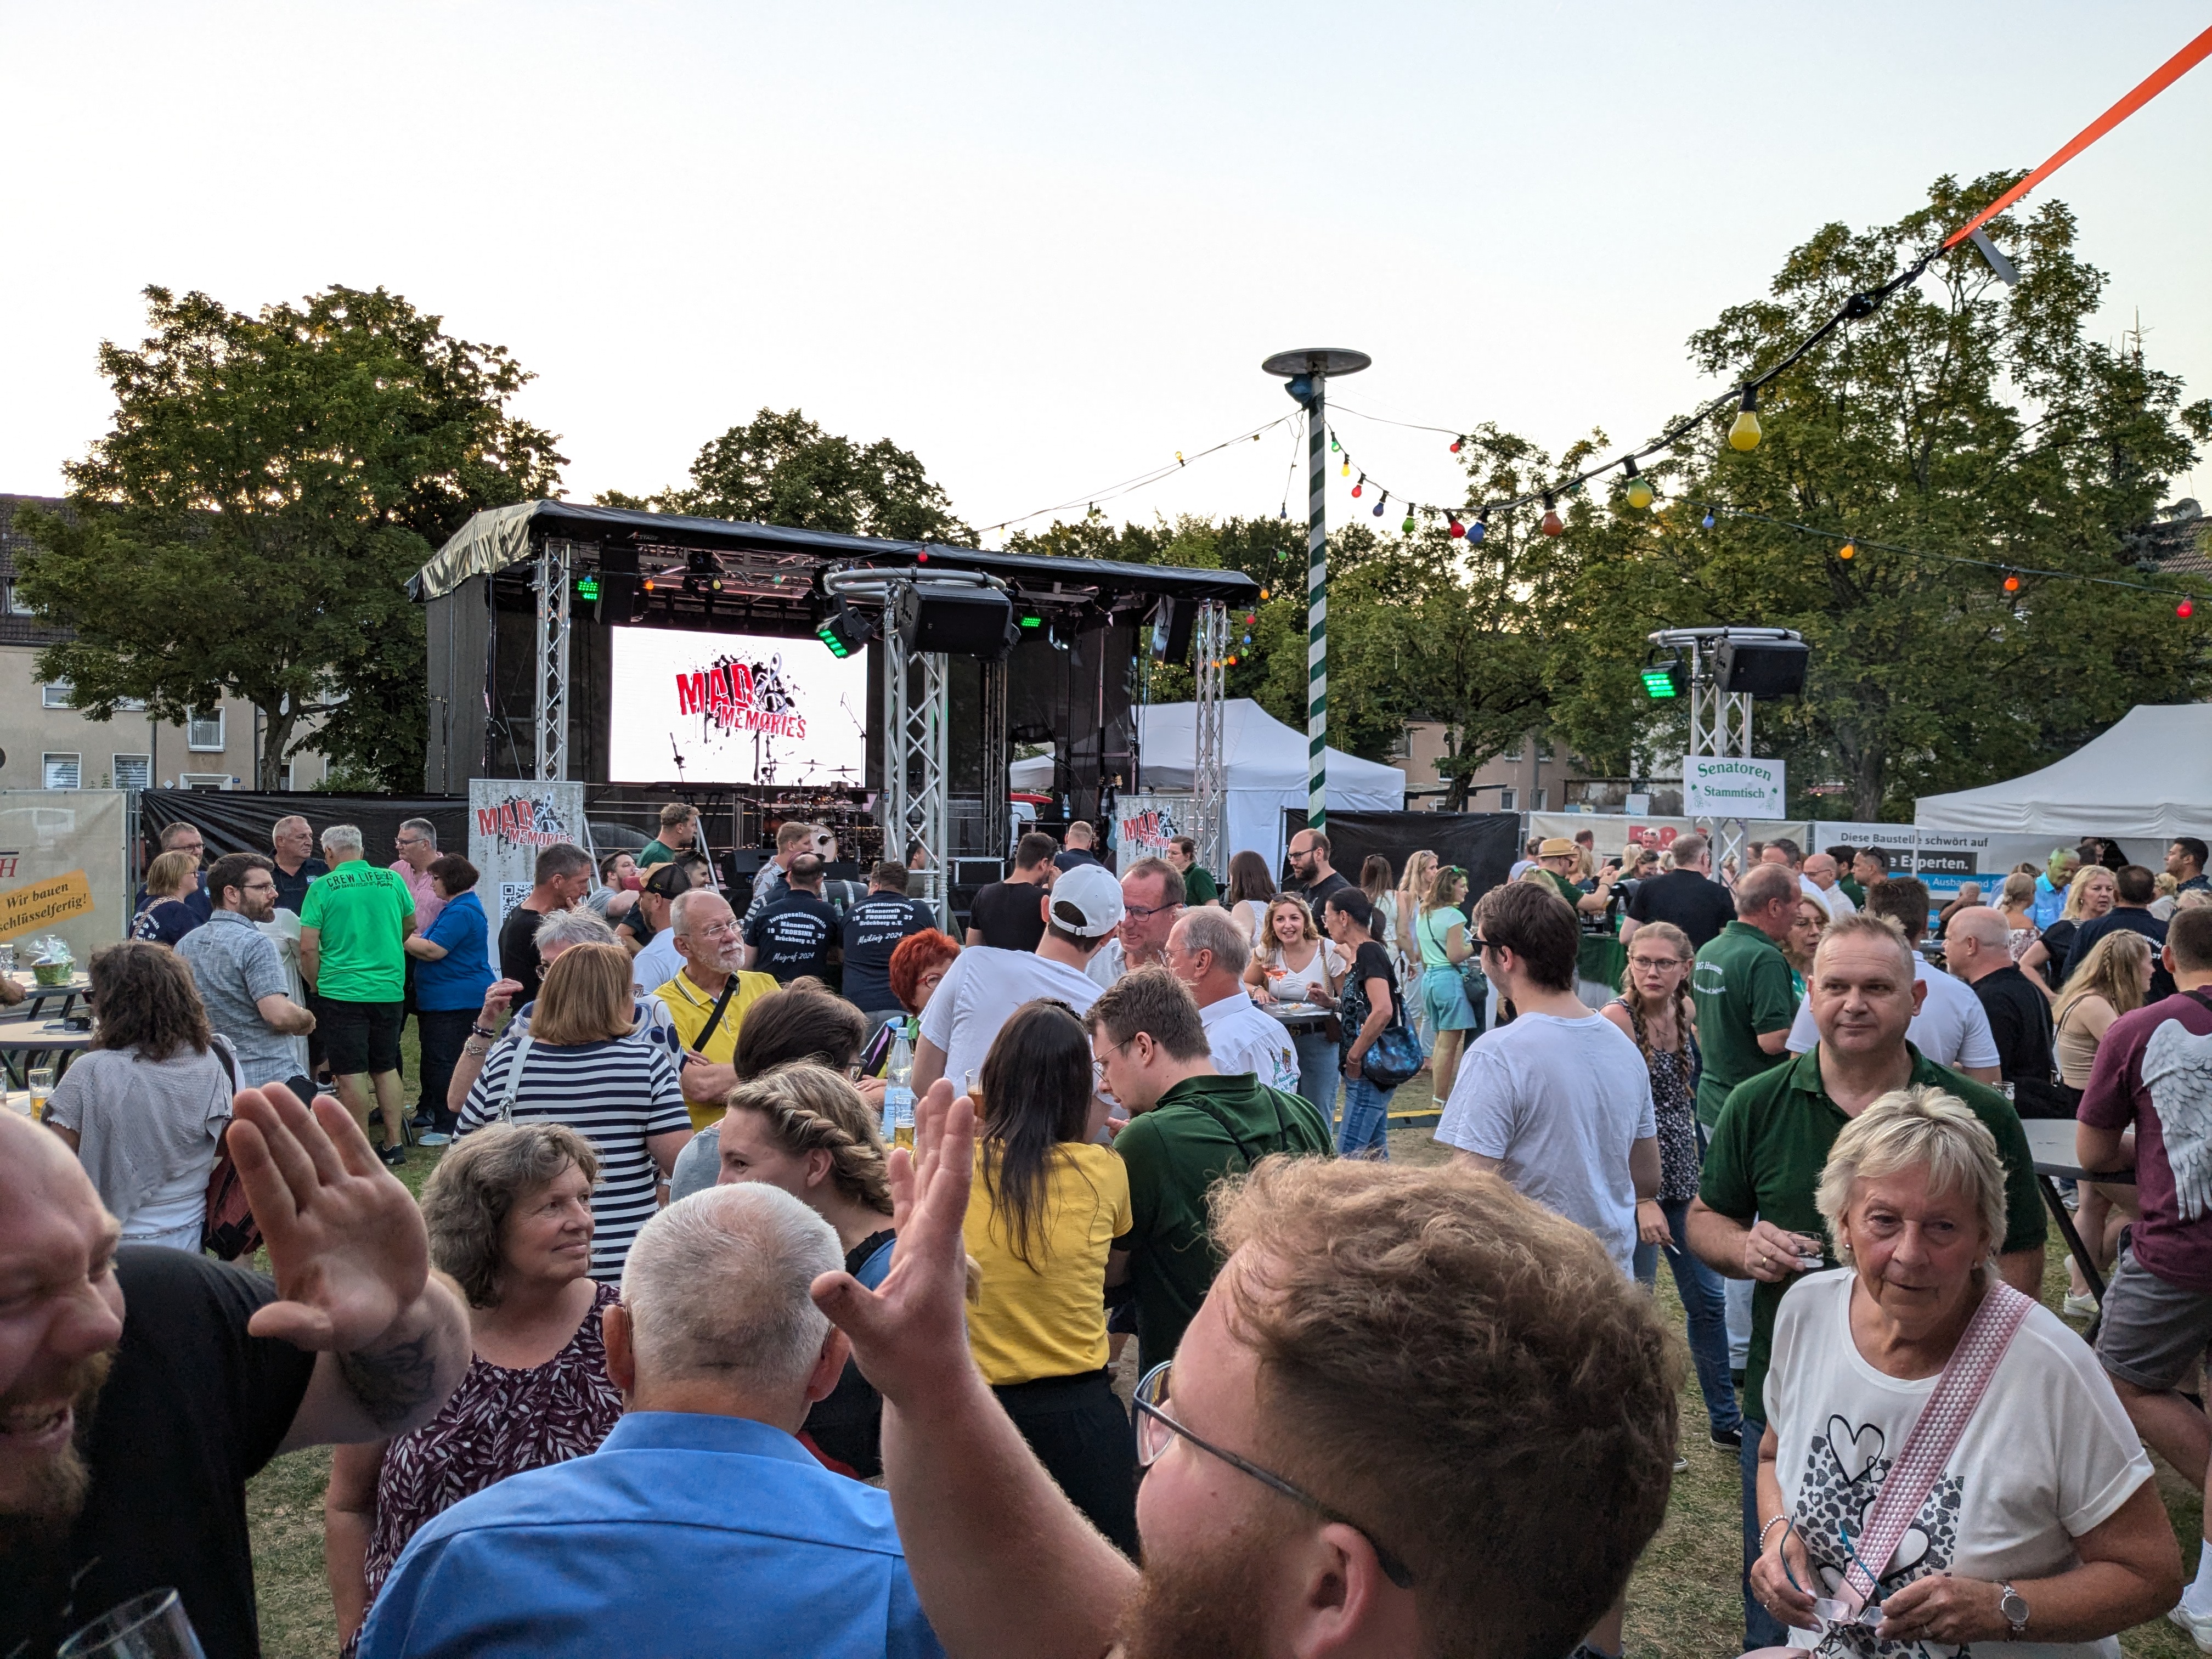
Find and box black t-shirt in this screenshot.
[617,904,657,950]
[1624,868,1737,949]
[745,892,840,984]
[840,896,935,1013]
[1052,848,1102,873]
[1339,940,1401,1065]
[498,905,551,1002]
[270,858,328,917]
[1,1250,316,1659]
[967,879,1048,952]
[1292,871,1352,916]
[1971,964,2067,1118]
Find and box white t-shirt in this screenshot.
[919,946,1104,1096]
[1258,940,1346,1003]
[1199,992,1302,1093]
[1766,1269,2152,1659]
[631,929,686,997]
[1085,936,1125,989]
[1786,956,1999,1071]
[1804,874,1858,916]
[1433,1011,1657,1276]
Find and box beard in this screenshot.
[0,1350,111,1525]
[1117,1510,1293,1659]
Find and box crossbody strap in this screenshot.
[693,975,740,1052]
[496,1031,535,1125]
[1839,1278,2035,1605]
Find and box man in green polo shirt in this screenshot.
[1087,967,1331,1374]
[298,823,418,1168]
[1690,862,1800,1127]
[1687,909,2046,1651]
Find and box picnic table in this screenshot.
[4,970,90,1020]
[2021,1116,2133,1331]
[0,1020,94,1089]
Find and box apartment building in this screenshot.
[1387,721,1604,812]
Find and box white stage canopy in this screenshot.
[1010,699,1405,867]
[1915,704,2212,842]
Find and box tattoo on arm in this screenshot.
[336,1332,441,1431]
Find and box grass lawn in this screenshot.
[244,1058,2207,1659]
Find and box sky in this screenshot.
[3,2,2207,546]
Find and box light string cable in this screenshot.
[976,411,1300,540]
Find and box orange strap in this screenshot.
[1946,22,2212,249]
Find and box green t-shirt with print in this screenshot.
[298,861,415,1002]
[1697,1045,2047,1424]
[1182,865,1219,905]
[1691,921,1798,1126]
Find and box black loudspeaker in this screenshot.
[896,586,1015,658]
[595,548,641,625]
[1149,597,1195,664]
[1716,637,1809,697]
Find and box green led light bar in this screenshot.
[576,575,600,601]
[1641,665,1680,698]
[816,623,853,658]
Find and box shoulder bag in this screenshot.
[495,1030,537,1124]
[1348,952,1424,1092]
[200,1041,262,1262]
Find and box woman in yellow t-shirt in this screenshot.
[962,998,1136,1555]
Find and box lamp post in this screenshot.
[1262,348,1369,833]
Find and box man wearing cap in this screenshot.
[911,862,1124,1097]
[1534,838,1622,917]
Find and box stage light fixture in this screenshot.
[596,549,642,624]
[1640,654,1686,699]
[815,592,877,658]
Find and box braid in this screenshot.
[723,1062,894,1216]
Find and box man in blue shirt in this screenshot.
[358,1184,942,1659]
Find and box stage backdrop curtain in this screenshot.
[139,792,469,869]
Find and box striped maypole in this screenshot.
[1305,375,1329,833]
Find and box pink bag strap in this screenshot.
[1839,1277,2035,1605]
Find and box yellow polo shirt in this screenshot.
[656,967,778,1131]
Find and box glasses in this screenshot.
[1124,901,1181,921]
[1091,1033,1136,1088]
[241,880,278,895]
[1133,1362,1414,1589]
[696,922,741,940]
[1629,956,1685,970]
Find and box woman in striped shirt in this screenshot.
[460,942,692,1280]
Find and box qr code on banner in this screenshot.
[499,881,532,920]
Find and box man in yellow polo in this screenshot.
[656,887,776,1130]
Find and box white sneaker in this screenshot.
[2062,1291,2099,1318]
[2167,1600,2212,1652]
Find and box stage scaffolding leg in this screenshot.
[980,657,1010,865]
[883,608,951,929]
[1683,634,1754,873]
[1192,600,1227,873]
[534,539,573,781]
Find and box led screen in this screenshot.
[607,626,868,786]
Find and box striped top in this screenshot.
[460,1039,690,1280]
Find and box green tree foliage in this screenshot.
[1545,176,2211,819]
[605,407,971,543]
[16,285,564,790]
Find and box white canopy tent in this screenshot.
[1009,698,1406,868]
[1915,704,2212,841]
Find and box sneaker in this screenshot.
[1711,1425,1745,1449]
[1672,1453,1689,1472]
[378,1144,408,1168]
[2168,1601,2212,1652]
[415,1131,453,1147]
[407,1111,436,1131]
[2063,1291,2100,1318]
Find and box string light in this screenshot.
[1330,436,1340,451]
[1839,541,1855,559]
[1622,456,1654,511]
[1540,494,1564,537]
[2181,599,2197,619]
[2002,571,2022,593]
[1373,490,1388,517]
[1447,512,1465,539]
[1351,475,1364,498]
[1341,459,1350,477]
[1449,436,1464,454]
[1729,387,1763,452]
[1702,509,1716,528]
[1401,508,1416,533]
[1470,512,1488,544]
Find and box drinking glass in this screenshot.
[29,1066,54,1119]
[57,1590,207,1659]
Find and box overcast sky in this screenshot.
[4,2,2206,545]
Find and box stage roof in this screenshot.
[409,499,1261,606]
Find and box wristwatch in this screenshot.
[1999,1582,2029,1637]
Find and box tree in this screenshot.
[1545,177,2212,819]
[16,285,564,790]
[605,407,972,543]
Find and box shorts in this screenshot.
[2095,1249,2212,1392]
[1420,966,1481,1032]
[321,998,404,1077]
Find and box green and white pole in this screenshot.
[1305,375,1329,833]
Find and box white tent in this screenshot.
[1915,704,2212,839]
[1010,699,1405,868]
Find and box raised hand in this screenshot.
[227,1081,430,1352]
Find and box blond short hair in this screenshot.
[1815,1085,2006,1261]
[145,849,199,899]
[531,942,637,1045]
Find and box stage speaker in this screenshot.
[1148,597,1195,664]
[595,548,641,625]
[1716,637,1809,697]
[896,585,1015,658]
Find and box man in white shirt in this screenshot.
[1164,906,1299,1094]
[914,862,1124,1096]
[1799,851,1856,916]
[1783,876,1999,1082]
[1084,857,1186,989]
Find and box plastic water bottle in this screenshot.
[883,1029,917,1148]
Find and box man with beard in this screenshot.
[810,1085,1679,1659]
[179,853,319,1097]
[1,1088,470,1659]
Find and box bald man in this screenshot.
[1946,905,2064,1116]
[1800,852,1856,917]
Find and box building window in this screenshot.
[178,772,232,791]
[41,682,73,708]
[1497,788,1517,811]
[1532,788,1548,811]
[42,753,81,790]
[186,709,225,752]
[113,754,151,792]
[116,697,146,713]
[5,583,32,616]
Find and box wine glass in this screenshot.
[58,1590,207,1659]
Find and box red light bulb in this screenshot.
[1541,509,1564,537]
[1449,438,1463,454]
[1351,482,1363,498]
[2181,599,2197,619]
[1447,515,1465,539]
[2002,573,2020,593]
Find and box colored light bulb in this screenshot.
[1839,542,1855,560]
[1447,514,1465,539]
[1400,511,1414,533]
[1351,478,1362,497]
[1449,437,1463,454]
[1330,436,1339,451]
[1374,496,1387,516]
[1341,459,1350,476]
[1470,516,1487,544]
[2002,572,2021,593]
[2180,599,2196,619]
[1625,477,1654,510]
[1539,495,1563,537]
[1702,510,1716,529]
[1729,387,1762,452]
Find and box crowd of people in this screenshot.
[10,809,2212,1659]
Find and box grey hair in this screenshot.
[1815,1085,2007,1264]
[620,1183,840,1395]
[320,823,365,854]
[1733,863,1797,915]
[1177,904,1252,976]
[400,817,438,848]
[270,814,309,841]
[534,905,621,955]
[671,886,727,938]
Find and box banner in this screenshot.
[1113,794,1192,864]
[0,790,132,964]
[1684,757,1787,818]
[468,781,594,962]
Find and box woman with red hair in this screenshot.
[888,928,961,1017]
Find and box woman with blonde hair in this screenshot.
[2052,930,2153,1311]
[458,941,692,1280]
[1782,894,1829,1000]
[1242,893,1346,1115]
[1997,870,2041,961]
[1395,849,1439,1043]
[1753,1086,2178,1653]
[2021,864,2116,992]
[131,848,205,946]
[1413,864,1482,1101]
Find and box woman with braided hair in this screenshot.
[710,1060,897,1475]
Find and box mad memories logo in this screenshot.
[476,792,573,849]
[675,649,808,742]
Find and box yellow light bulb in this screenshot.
[1838,542,1855,560]
[1340,460,1350,476]
[1729,408,1763,452]
[1625,478,1654,510]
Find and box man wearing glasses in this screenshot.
[1282,828,1349,912]
[812,1085,1678,1659]
[654,888,778,1131]
[387,819,445,929]
[1084,856,1187,989]
[178,852,319,1096]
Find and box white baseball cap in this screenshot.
[1047,862,1125,938]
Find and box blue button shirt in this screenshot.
[412,889,495,1012]
[357,1412,943,1659]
